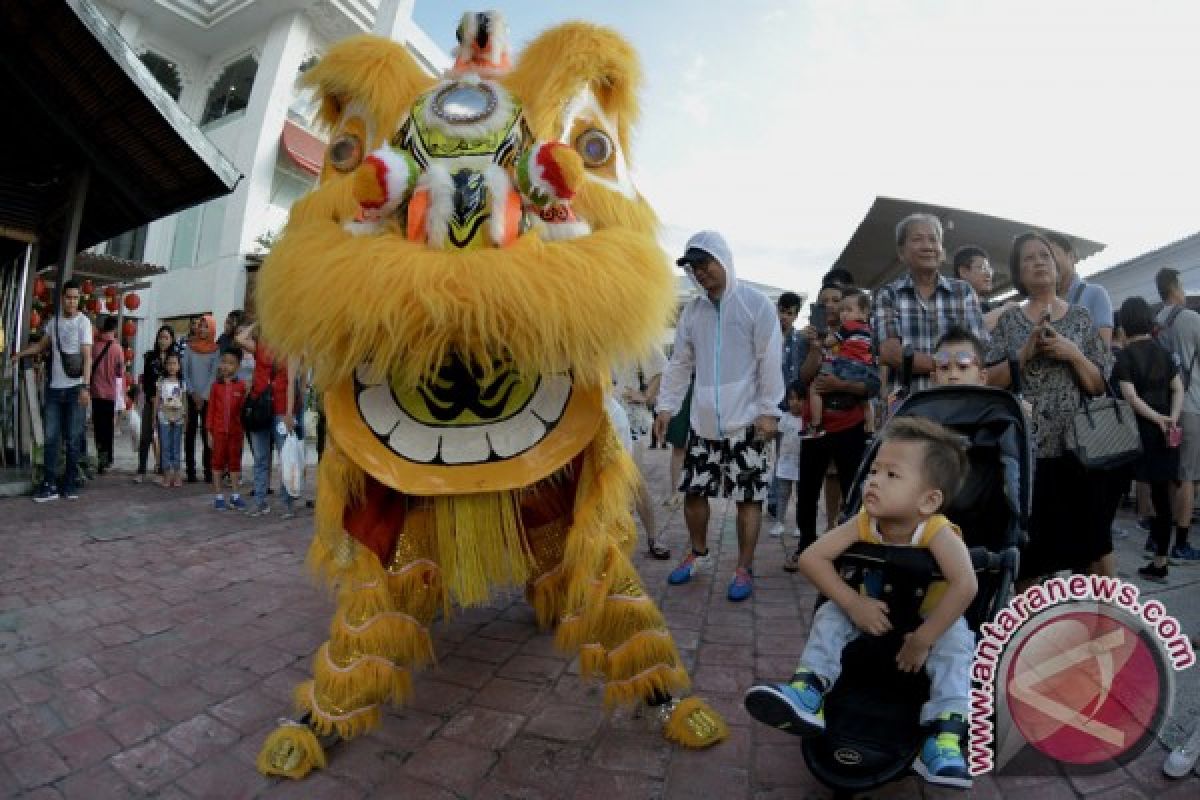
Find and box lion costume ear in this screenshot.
[505,22,642,159]
[301,34,436,149]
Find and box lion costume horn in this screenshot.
[255,17,726,781]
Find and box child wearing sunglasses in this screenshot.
[931,327,988,387]
[932,327,1034,419]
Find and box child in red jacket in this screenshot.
[206,348,248,510]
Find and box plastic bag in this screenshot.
[127,408,141,451]
[281,433,306,497]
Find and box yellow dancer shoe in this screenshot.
[657,697,729,748]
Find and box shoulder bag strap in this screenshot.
[1068,280,1086,306]
[92,340,114,371]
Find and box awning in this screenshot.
[0,0,241,267]
[39,251,166,287]
[281,120,325,177]
[833,196,1106,294]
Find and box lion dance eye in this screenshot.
[329,133,363,172]
[575,129,614,167]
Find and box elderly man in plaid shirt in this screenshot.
[872,213,989,396]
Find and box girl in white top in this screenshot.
[771,381,805,538]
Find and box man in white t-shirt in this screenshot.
[11,280,93,501]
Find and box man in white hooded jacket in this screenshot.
[654,230,785,602]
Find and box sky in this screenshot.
[412,1,1200,301]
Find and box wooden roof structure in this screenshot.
[832,196,1106,294]
[0,0,240,269]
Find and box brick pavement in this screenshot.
[0,446,1194,799]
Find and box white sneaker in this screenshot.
[769,522,785,538]
[1164,723,1200,778]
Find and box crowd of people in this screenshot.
[13,304,311,518]
[14,212,1200,787]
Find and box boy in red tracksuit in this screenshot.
[206,348,248,510]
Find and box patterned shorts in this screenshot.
[679,428,770,502]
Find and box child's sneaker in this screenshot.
[667,550,713,585]
[743,669,827,736]
[913,713,972,789]
[1163,721,1200,778]
[1138,563,1169,584]
[769,522,785,538]
[1170,544,1200,564]
[213,496,227,511]
[248,503,270,517]
[229,494,247,511]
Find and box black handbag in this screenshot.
[241,363,275,432]
[1064,393,1142,470]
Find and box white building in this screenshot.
[90,0,448,353]
[1084,231,1200,308]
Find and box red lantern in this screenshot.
[123,293,141,311]
[86,297,99,313]
[29,310,41,329]
[33,277,46,297]
[123,347,135,364]
[81,279,94,295]
[104,285,117,299]
[105,297,119,313]
[122,320,137,339]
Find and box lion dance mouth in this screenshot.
[254,13,726,781]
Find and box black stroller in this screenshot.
[759,385,1032,795]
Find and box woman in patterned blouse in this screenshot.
[986,232,1109,588]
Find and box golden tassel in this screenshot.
[602,663,691,708]
[578,643,607,680]
[312,643,414,708]
[257,721,327,779]
[295,681,382,741]
[385,559,444,624]
[432,492,534,608]
[329,610,435,668]
[663,697,729,749]
[604,629,681,683]
[527,566,566,630]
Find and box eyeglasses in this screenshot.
[933,350,979,370]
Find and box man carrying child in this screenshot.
[744,416,978,788]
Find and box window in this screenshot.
[107,225,147,262]
[288,55,321,127]
[201,56,257,126]
[140,51,182,101]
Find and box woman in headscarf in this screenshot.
[182,314,220,483]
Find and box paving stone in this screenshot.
[51,723,122,770]
[161,713,240,762]
[496,655,567,685]
[402,738,497,795]
[174,753,270,800]
[473,677,549,715]
[102,703,168,747]
[589,731,671,777]
[3,741,71,789]
[488,736,587,797]
[92,672,157,705]
[108,738,194,792]
[523,703,606,742]
[57,763,140,800]
[439,706,526,750]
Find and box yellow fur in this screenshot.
[257,722,326,779]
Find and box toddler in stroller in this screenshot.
[746,416,977,787]
[745,372,1031,792]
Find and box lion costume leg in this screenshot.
[258,447,444,779]
[531,424,729,748]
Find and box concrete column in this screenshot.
[374,0,416,40]
[116,9,141,42]
[211,10,311,318]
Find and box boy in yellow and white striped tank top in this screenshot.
[744,417,978,789]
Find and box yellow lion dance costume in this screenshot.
[255,12,727,779]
